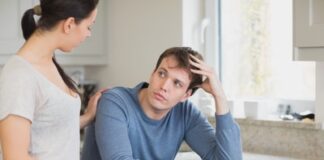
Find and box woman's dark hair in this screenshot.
[154,47,204,95]
[21,0,99,93]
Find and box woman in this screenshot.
[0,0,101,159]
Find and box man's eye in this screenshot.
[158,71,165,78]
[174,81,182,88]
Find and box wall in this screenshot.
[0,0,204,91]
[0,0,205,107]
[316,62,324,126]
[86,0,184,88]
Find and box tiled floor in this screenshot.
[175,152,304,160]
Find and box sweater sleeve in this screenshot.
[184,110,242,160]
[94,91,135,160]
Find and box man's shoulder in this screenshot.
[176,100,195,110]
[174,100,201,116]
[107,86,129,93]
[100,85,141,107]
[102,86,131,99]
[101,82,145,100]
[97,86,139,117]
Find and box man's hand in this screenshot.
[189,54,229,115]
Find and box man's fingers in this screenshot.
[189,54,203,63]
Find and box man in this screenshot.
[82,47,242,160]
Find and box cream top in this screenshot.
[0,55,81,160]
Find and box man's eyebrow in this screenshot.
[174,78,185,85]
[157,67,167,72]
[174,72,189,85]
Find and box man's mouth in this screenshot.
[153,92,166,101]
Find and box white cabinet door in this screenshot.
[0,0,35,64]
[293,0,324,61]
[0,0,107,66]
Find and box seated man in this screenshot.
[81,47,242,160]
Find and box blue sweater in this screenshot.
[82,82,242,160]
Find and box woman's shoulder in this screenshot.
[1,55,36,82]
[2,55,31,71]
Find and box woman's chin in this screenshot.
[59,48,73,53]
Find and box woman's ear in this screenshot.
[63,17,76,34]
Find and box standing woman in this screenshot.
[0,0,100,159]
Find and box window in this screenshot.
[208,0,315,118]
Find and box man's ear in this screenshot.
[63,17,76,34]
[180,89,192,102]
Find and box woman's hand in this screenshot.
[80,88,108,129]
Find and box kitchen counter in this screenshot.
[237,117,324,160]
[175,152,305,160]
[180,117,323,160]
[207,116,322,130]
[235,117,322,130]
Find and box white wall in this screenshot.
[0,0,204,90]
[86,0,184,88]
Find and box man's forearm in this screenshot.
[214,113,243,160]
[213,94,229,115]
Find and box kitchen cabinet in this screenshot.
[0,0,107,66]
[0,0,33,64]
[293,0,324,61]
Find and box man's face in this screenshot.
[146,56,192,112]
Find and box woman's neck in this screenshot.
[17,30,58,64]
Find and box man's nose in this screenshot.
[161,79,171,92]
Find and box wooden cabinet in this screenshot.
[0,0,107,66]
[293,0,324,61]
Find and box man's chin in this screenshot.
[151,102,171,112]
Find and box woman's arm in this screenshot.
[0,115,35,160]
